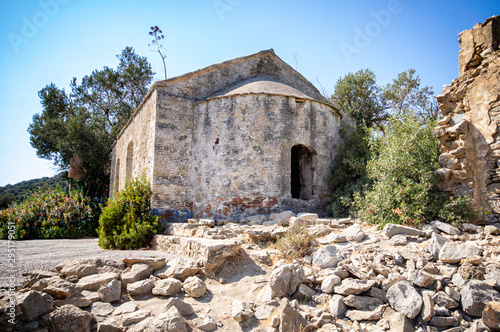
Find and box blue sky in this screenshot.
[0,0,499,186]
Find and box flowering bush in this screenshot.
[98,175,160,250]
[0,187,96,239]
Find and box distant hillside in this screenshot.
[0,172,69,206]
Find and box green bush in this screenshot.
[0,187,96,239]
[353,115,478,227]
[437,196,481,227]
[354,115,439,226]
[276,225,315,261]
[330,124,372,217]
[98,175,160,249]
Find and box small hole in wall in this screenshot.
[213,137,220,150]
[295,98,306,105]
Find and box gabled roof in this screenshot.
[152,49,333,105]
[114,50,338,145]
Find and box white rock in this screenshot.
[386,281,423,319]
[431,220,461,235]
[342,224,365,242]
[232,299,254,322]
[320,274,342,294]
[183,276,207,298]
[312,245,344,268]
[127,279,154,296]
[439,241,482,263]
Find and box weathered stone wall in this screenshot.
[188,94,340,219]
[150,90,194,220]
[434,16,500,223]
[110,90,157,196]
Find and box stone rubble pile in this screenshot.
[1,212,500,332]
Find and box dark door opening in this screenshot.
[291,145,313,200]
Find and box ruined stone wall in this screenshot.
[110,90,157,197]
[188,95,340,219]
[434,16,500,223]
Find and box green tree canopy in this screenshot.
[332,68,388,130]
[28,47,154,202]
[383,68,439,121]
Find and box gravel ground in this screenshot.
[0,238,172,287]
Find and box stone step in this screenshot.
[152,235,243,276]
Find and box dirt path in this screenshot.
[0,238,172,287]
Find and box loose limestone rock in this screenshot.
[333,278,377,296]
[345,306,383,321]
[76,272,120,292]
[163,297,194,317]
[461,281,500,317]
[196,315,217,331]
[383,224,424,238]
[122,309,152,326]
[43,277,80,299]
[312,245,344,268]
[151,278,182,296]
[127,279,155,296]
[45,304,93,332]
[122,258,166,271]
[431,220,461,236]
[231,299,254,322]
[483,301,500,331]
[121,263,154,286]
[97,279,121,303]
[267,263,306,298]
[391,234,408,246]
[278,298,309,332]
[320,274,341,294]
[154,256,200,281]
[292,284,315,302]
[343,295,384,310]
[429,232,449,259]
[17,290,54,321]
[342,223,365,242]
[422,292,435,322]
[183,276,207,298]
[296,213,318,224]
[439,241,482,263]
[59,260,99,278]
[266,210,294,226]
[433,291,460,310]
[91,301,114,318]
[386,281,423,319]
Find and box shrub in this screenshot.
[354,115,478,227]
[0,187,96,239]
[330,124,371,217]
[354,115,440,227]
[276,224,315,261]
[437,196,481,227]
[98,175,160,249]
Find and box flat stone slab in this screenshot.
[152,235,242,275]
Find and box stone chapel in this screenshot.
[110,50,346,221]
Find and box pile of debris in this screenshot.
[1,212,500,332]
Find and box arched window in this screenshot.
[126,141,133,183]
[291,145,313,200]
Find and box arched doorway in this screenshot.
[291,145,313,200]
